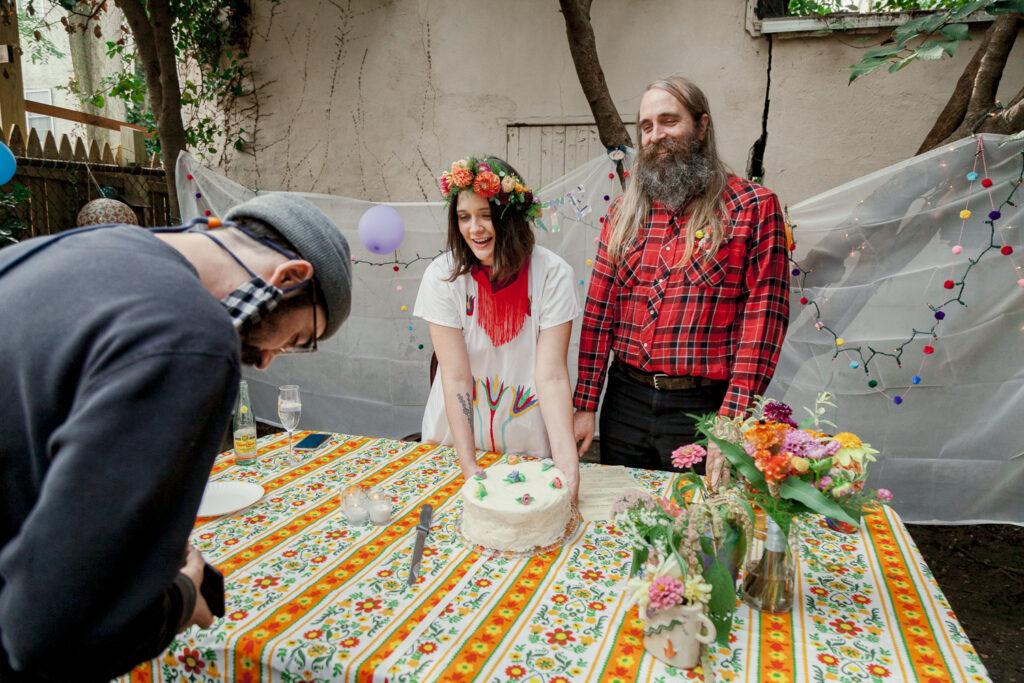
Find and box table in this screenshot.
[123,433,990,683]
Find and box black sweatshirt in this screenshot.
[0,226,239,681]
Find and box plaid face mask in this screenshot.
[220,276,283,331]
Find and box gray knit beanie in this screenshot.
[226,193,352,340]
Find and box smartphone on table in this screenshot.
[293,433,331,451]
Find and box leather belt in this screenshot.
[612,357,717,391]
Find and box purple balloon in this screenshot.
[358,204,405,255]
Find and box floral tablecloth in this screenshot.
[122,433,989,683]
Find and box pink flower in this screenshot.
[473,170,501,198]
[817,475,833,490]
[876,488,893,502]
[648,575,685,612]
[671,444,707,470]
[438,173,452,196]
[609,488,655,517]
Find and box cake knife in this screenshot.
[406,503,433,586]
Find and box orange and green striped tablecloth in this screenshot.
[122,433,989,683]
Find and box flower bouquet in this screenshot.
[694,392,892,612]
[611,478,753,659]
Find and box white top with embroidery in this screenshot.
[413,244,580,458]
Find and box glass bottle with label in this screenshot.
[233,380,258,466]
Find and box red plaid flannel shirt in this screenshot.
[573,175,790,417]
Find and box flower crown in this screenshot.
[438,157,543,221]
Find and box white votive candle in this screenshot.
[368,491,392,525]
[344,505,369,526]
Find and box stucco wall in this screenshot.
[221,0,1024,207]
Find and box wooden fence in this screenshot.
[2,122,171,240]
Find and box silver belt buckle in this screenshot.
[653,373,668,390]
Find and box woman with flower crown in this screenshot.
[413,156,581,499]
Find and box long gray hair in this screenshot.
[607,76,733,266]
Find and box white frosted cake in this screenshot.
[459,460,572,552]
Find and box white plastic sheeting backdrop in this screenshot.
[765,135,1023,525]
[178,135,1023,524]
[175,151,626,439]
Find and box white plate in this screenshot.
[197,481,265,517]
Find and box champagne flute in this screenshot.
[277,385,302,466]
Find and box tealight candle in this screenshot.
[344,505,369,526]
[368,493,392,525]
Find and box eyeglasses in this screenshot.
[280,282,319,354]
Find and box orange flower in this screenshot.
[746,421,791,449]
[473,170,501,198]
[450,162,473,188]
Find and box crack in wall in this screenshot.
[746,34,772,183]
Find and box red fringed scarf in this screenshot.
[470,260,531,347]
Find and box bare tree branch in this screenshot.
[939,13,1022,147]
[916,23,990,154]
[113,0,185,219]
[557,0,631,150]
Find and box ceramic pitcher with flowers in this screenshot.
[642,603,716,669]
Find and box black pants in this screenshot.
[599,363,728,474]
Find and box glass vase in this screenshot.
[740,516,795,613]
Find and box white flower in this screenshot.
[684,574,713,605]
[623,555,684,614]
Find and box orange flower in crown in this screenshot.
[436,155,543,221]
[473,168,502,198]
[449,160,474,188]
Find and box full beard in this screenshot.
[636,137,714,210]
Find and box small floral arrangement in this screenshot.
[437,156,543,221]
[611,485,752,646]
[698,392,892,537]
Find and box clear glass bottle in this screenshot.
[740,516,795,613]
[233,380,258,466]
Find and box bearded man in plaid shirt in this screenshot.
[573,76,790,484]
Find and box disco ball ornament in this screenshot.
[77,198,139,227]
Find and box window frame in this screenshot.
[744,1,995,37]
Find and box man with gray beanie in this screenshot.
[0,192,351,681]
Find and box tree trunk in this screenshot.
[558,0,631,152]
[919,13,1022,154]
[114,0,185,221]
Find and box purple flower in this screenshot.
[817,476,833,490]
[671,444,707,470]
[780,429,837,460]
[876,488,893,502]
[762,400,794,424]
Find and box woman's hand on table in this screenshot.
[180,545,215,631]
[459,454,480,482]
[552,450,580,503]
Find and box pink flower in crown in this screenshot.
[473,170,501,198]
[501,175,516,193]
[476,162,491,173]
[450,161,473,188]
[438,173,452,196]
[671,444,707,469]
[876,488,893,502]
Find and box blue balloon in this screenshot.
[0,142,16,186]
[357,205,405,255]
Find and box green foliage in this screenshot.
[31,0,259,159]
[845,0,1024,83]
[788,0,974,14]
[17,6,65,64]
[0,184,33,248]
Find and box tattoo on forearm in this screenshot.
[457,392,474,435]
